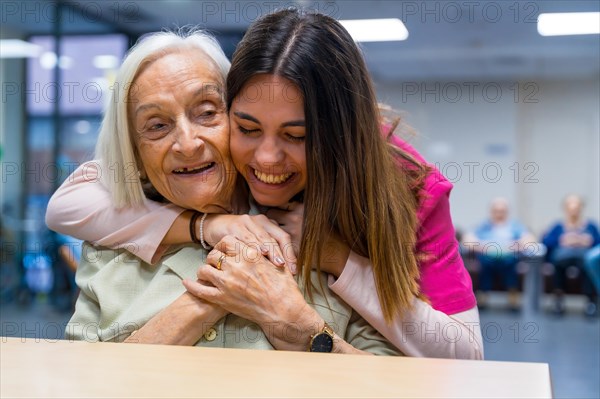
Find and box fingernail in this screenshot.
[260,245,269,254]
[275,256,285,265]
[290,262,297,275]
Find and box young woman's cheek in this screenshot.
[229,135,252,174]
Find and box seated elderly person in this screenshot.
[463,198,536,311]
[543,194,600,316]
[64,31,397,355]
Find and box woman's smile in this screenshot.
[230,74,307,207]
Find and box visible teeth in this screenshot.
[174,163,212,173]
[253,169,293,184]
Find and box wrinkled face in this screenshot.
[229,74,307,207]
[129,50,236,213]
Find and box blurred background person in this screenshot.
[49,233,82,312]
[463,198,536,311]
[584,245,600,302]
[542,194,600,316]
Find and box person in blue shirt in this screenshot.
[542,194,600,317]
[464,198,535,311]
[584,245,600,296]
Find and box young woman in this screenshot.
[47,9,481,358]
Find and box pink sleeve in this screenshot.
[46,161,186,264]
[416,174,476,314]
[389,136,476,314]
[329,252,483,359]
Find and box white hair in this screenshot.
[95,29,231,208]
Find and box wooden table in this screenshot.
[0,337,552,398]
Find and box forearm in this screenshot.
[329,252,483,359]
[260,303,372,355]
[398,303,483,359]
[46,161,186,264]
[124,292,226,345]
[161,210,194,245]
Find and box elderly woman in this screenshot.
[543,194,600,316]
[64,30,398,354]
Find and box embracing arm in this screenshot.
[47,161,295,266]
[311,175,483,358]
[46,161,186,264]
[329,251,483,359]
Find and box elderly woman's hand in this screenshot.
[182,235,323,351]
[202,214,297,273]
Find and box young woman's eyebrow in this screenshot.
[233,111,305,128]
[233,111,260,124]
[281,120,305,128]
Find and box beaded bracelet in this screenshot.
[190,211,212,249]
[199,212,212,250]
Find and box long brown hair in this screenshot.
[227,9,428,322]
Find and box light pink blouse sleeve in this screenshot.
[329,252,484,359]
[46,161,186,264]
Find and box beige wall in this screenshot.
[376,77,600,237]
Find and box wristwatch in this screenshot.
[308,322,335,352]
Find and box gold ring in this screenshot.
[216,254,226,271]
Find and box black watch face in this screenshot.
[311,333,334,352]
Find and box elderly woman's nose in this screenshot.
[172,121,205,156]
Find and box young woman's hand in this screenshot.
[201,214,296,272]
[265,202,303,254]
[267,203,350,277]
[182,235,321,351]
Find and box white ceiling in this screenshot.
[2,0,599,80]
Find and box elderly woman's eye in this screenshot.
[150,123,167,130]
[140,119,170,140]
[144,117,168,131]
[193,101,222,123]
[196,108,218,120]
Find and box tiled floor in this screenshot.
[1,293,599,398]
[479,294,600,399]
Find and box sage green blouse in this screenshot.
[66,243,400,355]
